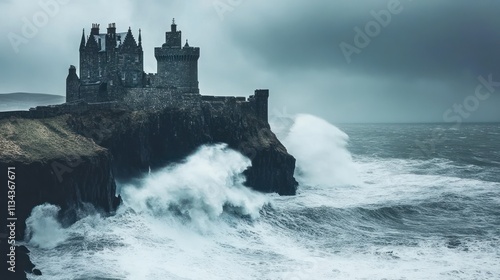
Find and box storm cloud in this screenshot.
[0,0,499,122]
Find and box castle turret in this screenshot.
[252,89,269,123]
[154,19,199,93]
[66,65,80,102]
[138,28,142,49]
[79,29,86,51]
[164,18,181,48]
[81,31,99,83]
[119,27,144,88]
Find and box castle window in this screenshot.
[87,70,90,78]
[121,72,126,80]
[99,68,102,77]
[135,55,139,62]
[133,73,137,81]
[109,80,113,86]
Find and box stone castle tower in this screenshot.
[66,20,200,103]
[154,19,200,93]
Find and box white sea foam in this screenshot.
[25,204,68,249]
[272,113,360,187]
[121,144,268,229]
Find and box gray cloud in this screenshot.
[228,0,500,78]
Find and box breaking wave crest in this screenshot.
[120,144,268,228]
[25,204,68,249]
[273,113,360,187]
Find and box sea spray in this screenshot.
[25,204,68,249]
[272,114,360,187]
[120,144,268,229]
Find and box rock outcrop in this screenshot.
[7,246,42,279]
[0,116,120,240]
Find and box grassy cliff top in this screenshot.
[0,115,105,163]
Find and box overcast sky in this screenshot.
[0,0,499,123]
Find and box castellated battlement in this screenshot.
[2,89,269,124]
[65,19,269,123]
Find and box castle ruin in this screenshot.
[66,19,269,123]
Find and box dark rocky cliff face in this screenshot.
[67,101,298,195]
[0,151,119,240]
[0,116,120,279]
[0,116,120,240]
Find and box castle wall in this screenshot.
[0,101,126,120]
[78,83,109,103]
[123,87,200,110]
[80,49,104,84]
[145,73,158,87]
[118,52,143,88]
[254,89,269,123]
[66,66,80,103]
[201,96,246,102]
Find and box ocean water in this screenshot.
[24,115,500,280]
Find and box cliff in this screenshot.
[0,99,297,241]
[0,116,120,240]
[67,99,298,194]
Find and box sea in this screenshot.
[23,114,500,280]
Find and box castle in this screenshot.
[66,20,269,122]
